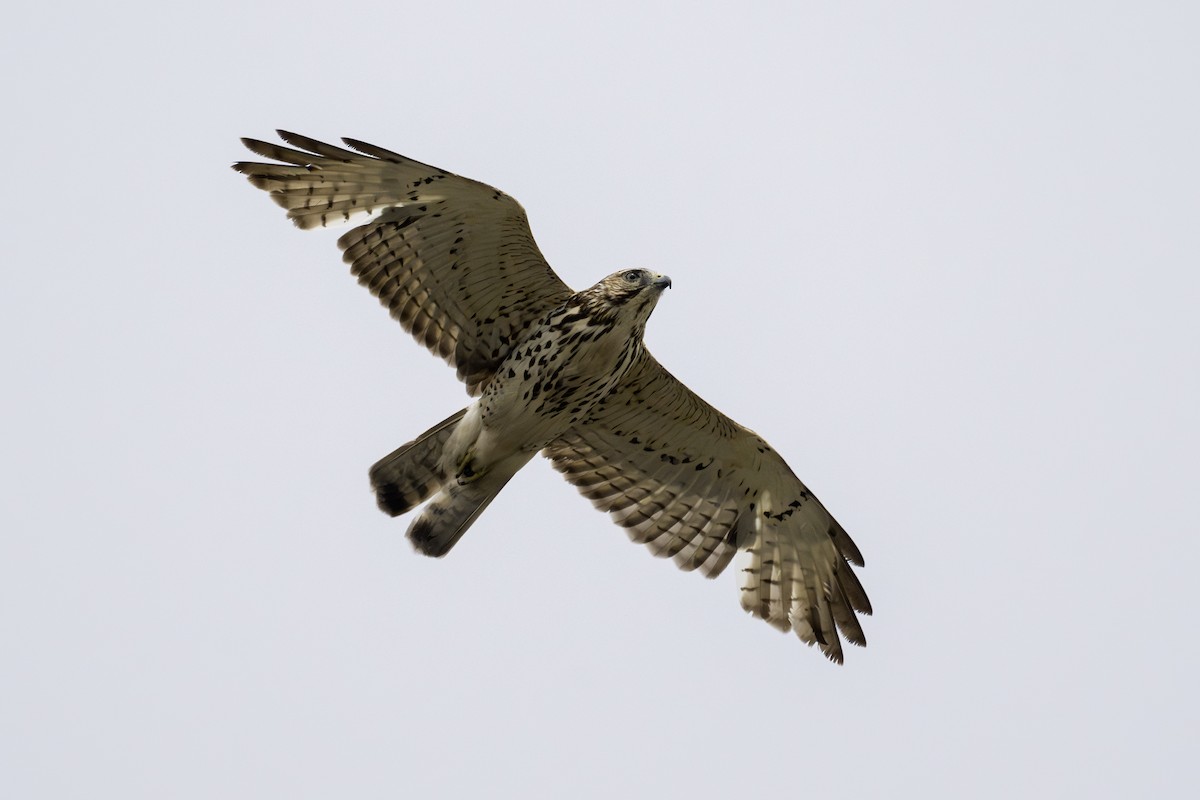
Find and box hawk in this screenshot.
[233,131,871,662]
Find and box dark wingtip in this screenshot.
[342,137,407,163]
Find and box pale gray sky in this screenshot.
[3,2,1197,798]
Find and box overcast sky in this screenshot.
[3,2,1197,798]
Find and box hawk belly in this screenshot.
[456,301,644,481]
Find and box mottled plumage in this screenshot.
[234,131,871,663]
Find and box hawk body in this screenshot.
[234,131,871,663]
[476,271,666,445]
[391,270,670,556]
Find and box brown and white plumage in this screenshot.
[234,131,871,663]
[236,131,572,395]
[544,352,870,662]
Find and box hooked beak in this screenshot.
[652,273,672,290]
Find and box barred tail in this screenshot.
[369,409,467,516]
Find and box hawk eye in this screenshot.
[623,270,641,283]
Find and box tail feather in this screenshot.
[369,409,467,516]
[406,483,506,557]
[406,453,533,557]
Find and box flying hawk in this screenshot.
[233,131,871,662]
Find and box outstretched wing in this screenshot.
[233,131,574,394]
[543,350,871,663]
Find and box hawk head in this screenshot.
[580,269,672,326]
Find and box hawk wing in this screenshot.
[233,131,574,394]
[543,350,871,662]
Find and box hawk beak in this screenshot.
[652,274,672,290]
